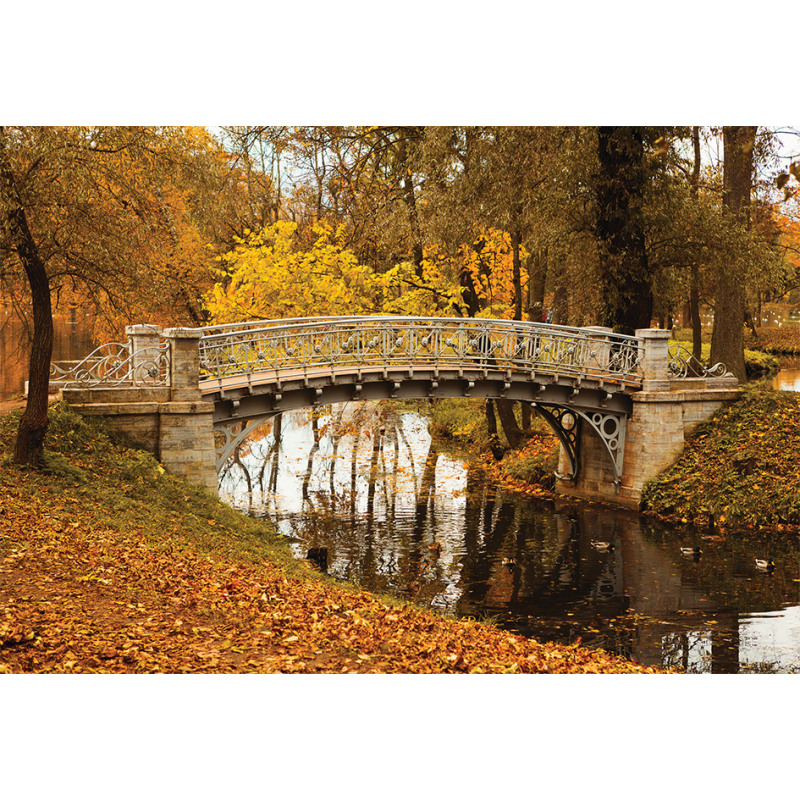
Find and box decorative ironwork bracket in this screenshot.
[214,415,276,472]
[532,403,627,491]
[668,343,730,378]
[534,404,581,481]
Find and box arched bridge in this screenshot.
[54,315,738,506]
[198,316,642,485]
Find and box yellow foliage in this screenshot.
[204,222,528,324]
[204,221,382,322]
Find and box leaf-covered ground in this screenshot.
[641,387,800,531]
[672,324,799,356]
[0,403,660,674]
[743,325,800,355]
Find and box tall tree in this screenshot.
[1,126,231,465]
[688,125,704,361]
[0,132,52,464]
[594,126,654,334]
[710,126,758,381]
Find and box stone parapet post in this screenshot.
[164,328,203,402]
[635,328,671,391]
[65,326,219,494]
[125,324,163,383]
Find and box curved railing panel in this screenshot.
[198,316,643,388]
[668,343,729,379]
[50,341,170,388]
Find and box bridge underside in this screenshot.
[203,367,634,488]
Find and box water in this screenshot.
[0,305,96,401]
[772,356,800,392]
[220,404,800,674]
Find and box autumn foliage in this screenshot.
[204,220,528,324]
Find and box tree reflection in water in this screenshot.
[219,403,800,674]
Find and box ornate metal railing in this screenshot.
[197,316,643,387]
[50,341,170,388]
[667,343,729,379]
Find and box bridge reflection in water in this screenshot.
[220,406,800,674]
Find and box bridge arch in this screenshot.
[209,378,631,487]
[57,315,739,507]
[200,316,640,485]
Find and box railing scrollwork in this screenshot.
[668,343,730,379]
[197,316,644,388]
[49,341,170,388]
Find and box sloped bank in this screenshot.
[640,386,800,532]
[0,403,661,674]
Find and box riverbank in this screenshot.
[744,326,800,355]
[640,385,800,532]
[427,398,560,499]
[0,403,660,674]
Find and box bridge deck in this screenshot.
[199,362,641,397]
[201,363,637,426]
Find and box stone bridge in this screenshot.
[55,316,740,508]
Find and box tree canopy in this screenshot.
[4,124,798,463]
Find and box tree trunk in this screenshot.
[553,263,569,326]
[511,220,523,321]
[520,400,532,432]
[484,400,504,460]
[595,126,653,335]
[690,264,702,361]
[689,126,703,362]
[527,246,548,322]
[710,126,757,382]
[0,134,53,466]
[397,128,424,277]
[495,398,523,449]
[459,250,482,317]
[506,217,527,441]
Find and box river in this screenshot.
[0,305,96,401]
[220,404,800,674]
[773,356,800,392]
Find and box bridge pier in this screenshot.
[62,327,219,493]
[555,329,739,507]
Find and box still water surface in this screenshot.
[0,306,96,400]
[221,405,800,674]
[773,357,800,392]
